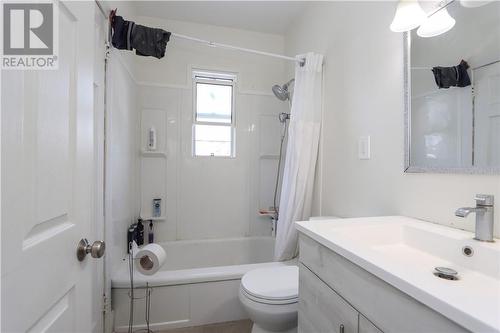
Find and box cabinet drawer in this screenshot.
[299,263,358,333]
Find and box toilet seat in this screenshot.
[241,266,298,305]
[241,287,297,305]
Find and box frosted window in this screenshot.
[194,125,233,157]
[196,83,232,123]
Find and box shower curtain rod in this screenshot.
[95,2,303,65]
[95,3,304,65]
[170,32,305,65]
[411,59,500,71]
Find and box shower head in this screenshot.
[272,79,294,101]
[272,85,289,101]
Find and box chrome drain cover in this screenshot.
[434,267,459,280]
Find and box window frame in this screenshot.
[192,70,237,158]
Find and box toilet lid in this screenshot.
[241,266,298,301]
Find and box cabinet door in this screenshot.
[359,315,383,333]
[299,264,358,333]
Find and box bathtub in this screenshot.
[111,236,295,332]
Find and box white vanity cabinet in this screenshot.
[298,234,470,333]
[299,263,358,332]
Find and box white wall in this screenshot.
[130,16,288,241]
[285,2,500,237]
[106,49,140,268]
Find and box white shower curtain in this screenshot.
[274,52,323,261]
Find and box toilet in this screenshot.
[239,217,339,332]
[239,266,299,333]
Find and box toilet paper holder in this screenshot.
[133,242,166,275]
[126,242,154,269]
[139,255,154,271]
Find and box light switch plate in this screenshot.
[358,136,371,160]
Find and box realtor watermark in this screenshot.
[2,1,58,69]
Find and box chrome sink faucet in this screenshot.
[455,194,495,242]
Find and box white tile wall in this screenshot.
[138,85,288,241]
[106,51,141,268]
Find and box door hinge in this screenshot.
[104,42,111,60]
[102,294,109,314]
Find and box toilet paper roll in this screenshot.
[135,243,166,275]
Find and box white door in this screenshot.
[474,62,500,167]
[1,1,102,332]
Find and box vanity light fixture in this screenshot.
[390,0,457,37]
[390,0,427,32]
[417,7,456,37]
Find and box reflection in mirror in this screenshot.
[406,1,500,173]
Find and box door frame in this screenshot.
[94,1,111,332]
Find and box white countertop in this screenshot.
[296,216,500,333]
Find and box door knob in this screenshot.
[77,238,106,261]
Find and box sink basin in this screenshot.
[296,216,500,333]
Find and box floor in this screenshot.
[160,320,253,333]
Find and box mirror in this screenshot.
[405,1,500,173]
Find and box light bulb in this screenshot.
[390,0,427,32]
[417,8,456,38]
